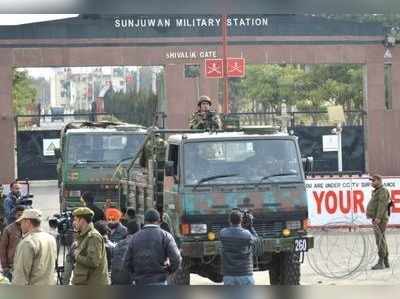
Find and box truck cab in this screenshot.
[57,121,146,211]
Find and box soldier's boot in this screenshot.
[371,259,385,270]
[384,257,390,268]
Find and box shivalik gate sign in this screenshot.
[305,177,400,226]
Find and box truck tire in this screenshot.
[269,252,300,285]
[168,266,190,285]
[207,271,223,283]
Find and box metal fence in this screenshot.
[227,110,366,128]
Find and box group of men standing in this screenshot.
[0,182,260,286]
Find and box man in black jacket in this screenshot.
[123,209,181,285]
[220,210,257,285]
[110,221,139,285]
[81,192,105,223]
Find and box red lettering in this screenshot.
[391,190,400,213]
[325,191,337,214]
[353,190,365,213]
[313,191,325,214]
[338,190,351,213]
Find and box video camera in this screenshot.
[16,194,34,207]
[241,209,254,229]
[49,211,73,235]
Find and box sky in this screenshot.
[0,14,78,25]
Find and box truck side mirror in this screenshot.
[54,148,61,159]
[165,160,175,177]
[302,156,314,173]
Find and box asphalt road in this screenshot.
[30,181,400,285]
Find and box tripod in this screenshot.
[55,231,74,285]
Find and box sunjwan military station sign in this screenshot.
[0,14,384,40]
[114,16,269,28]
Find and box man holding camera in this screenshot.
[220,209,258,285]
[71,207,110,285]
[189,95,222,130]
[4,182,22,225]
[0,205,25,281]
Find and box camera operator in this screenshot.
[4,182,22,225]
[219,209,258,285]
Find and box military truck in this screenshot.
[56,121,147,212]
[121,127,314,285]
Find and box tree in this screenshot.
[12,68,37,114]
[233,63,363,125]
[238,64,304,113]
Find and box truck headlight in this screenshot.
[286,220,301,230]
[69,190,81,197]
[190,224,207,234]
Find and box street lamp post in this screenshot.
[332,123,343,172]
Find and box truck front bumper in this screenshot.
[180,235,314,257]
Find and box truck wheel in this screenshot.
[269,252,300,285]
[168,266,190,285]
[207,271,223,283]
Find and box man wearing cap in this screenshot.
[123,208,181,285]
[71,207,110,285]
[366,174,392,270]
[12,209,57,285]
[105,207,128,243]
[189,95,222,130]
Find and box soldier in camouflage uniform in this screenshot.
[71,207,110,285]
[366,174,392,270]
[189,95,222,130]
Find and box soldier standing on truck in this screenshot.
[220,210,258,285]
[366,174,391,270]
[189,95,222,130]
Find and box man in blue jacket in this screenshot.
[220,209,258,285]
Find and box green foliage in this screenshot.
[12,69,37,114]
[104,91,158,127]
[236,64,304,112]
[237,64,363,116]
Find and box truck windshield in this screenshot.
[66,133,145,165]
[183,139,301,185]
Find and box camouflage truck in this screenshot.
[56,121,147,212]
[121,127,314,285]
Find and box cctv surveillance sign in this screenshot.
[43,138,60,156]
[322,135,338,152]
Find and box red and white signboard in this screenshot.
[204,59,224,78]
[305,177,400,226]
[226,57,245,77]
